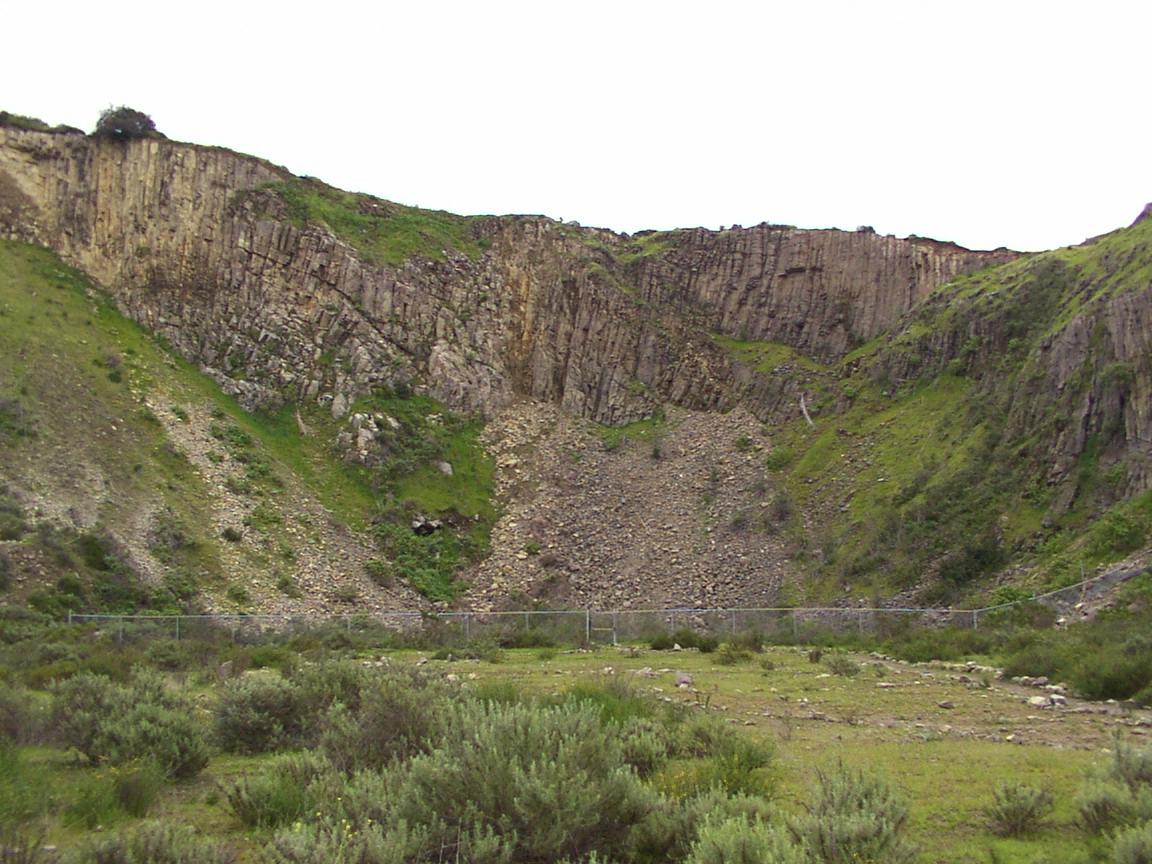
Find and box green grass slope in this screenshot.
[721,218,1152,604]
[0,240,495,614]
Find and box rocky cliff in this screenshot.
[0,127,1015,427]
[3,120,1149,613]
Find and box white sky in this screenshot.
[4,0,1149,251]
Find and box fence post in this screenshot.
[465,613,471,643]
[858,610,865,637]
[175,617,180,642]
[585,608,591,645]
[791,609,798,640]
[972,609,979,630]
[730,610,737,635]
[68,610,72,625]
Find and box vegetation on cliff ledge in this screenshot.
[266,178,490,267]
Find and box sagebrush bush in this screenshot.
[728,630,765,654]
[688,815,807,864]
[215,674,306,754]
[388,700,656,862]
[264,820,495,864]
[651,629,719,653]
[225,752,330,829]
[320,673,446,773]
[1078,739,1152,834]
[1112,739,1152,792]
[80,821,232,863]
[51,673,123,761]
[673,715,749,760]
[618,716,672,777]
[822,655,861,678]
[51,672,207,778]
[111,702,209,779]
[715,644,752,666]
[1113,821,1152,864]
[1077,778,1152,834]
[790,767,915,864]
[985,782,1054,836]
[627,790,778,863]
[292,660,369,717]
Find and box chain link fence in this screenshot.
[64,565,1144,647]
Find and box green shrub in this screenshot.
[320,675,444,773]
[729,631,765,653]
[651,629,719,653]
[215,674,306,754]
[629,789,779,863]
[264,820,471,864]
[1112,739,1152,791]
[51,672,207,778]
[674,715,743,759]
[1114,821,1152,864]
[688,815,807,864]
[823,655,861,677]
[292,660,370,717]
[985,782,1053,836]
[92,106,161,141]
[618,717,672,777]
[715,644,752,666]
[388,701,655,862]
[790,767,915,864]
[80,821,231,864]
[765,447,794,471]
[51,672,122,761]
[1077,778,1152,834]
[143,639,192,672]
[1071,646,1152,702]
[224,752,329,829]
[112,702,209,780]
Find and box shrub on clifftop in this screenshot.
[92,106,162,140]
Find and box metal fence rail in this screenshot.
[65,565,1144,646]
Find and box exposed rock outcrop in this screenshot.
[0,127,1014,425]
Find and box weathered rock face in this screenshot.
[0,127,1015,424]
[630,226,1017,362]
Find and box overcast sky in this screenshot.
[5,1,1149,251]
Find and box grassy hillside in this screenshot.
[252,178,491,267]
[0,240,494,613]
[719,218,1152,604]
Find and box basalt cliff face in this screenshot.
[0,127,1014,426]
[2,121,1149,614]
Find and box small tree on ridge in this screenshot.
[92,106,161,140]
